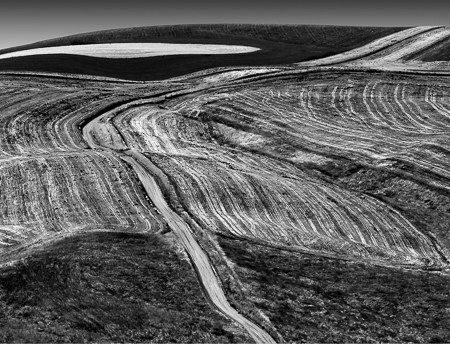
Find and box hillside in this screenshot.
[0,25,450,343]
[0,24,407,81]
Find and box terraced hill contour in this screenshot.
[0,25,450,343]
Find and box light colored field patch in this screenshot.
[202,68,277,83]
[295,26,440,67]
[0,43,260,60]
[290,151,333,165]
[216,123,267,147]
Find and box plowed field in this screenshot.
[1,25,450,343]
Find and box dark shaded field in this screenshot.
[0,232,248,343]
[219,235,450,343]
[0,24,407,81]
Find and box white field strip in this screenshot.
[296,26,436,66]
[352,26,450,71]
[201,68,278,83]
[360,27,450,62]
[0,43,260,60]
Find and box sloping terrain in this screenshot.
[0,25,450,343]
[219,235,450,343]
[0,232,251,343]
[0,24,406,81]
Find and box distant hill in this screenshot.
[0,24,408,80]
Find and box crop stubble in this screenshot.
[1,25,450,342]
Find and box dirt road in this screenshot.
[83,103,277,344]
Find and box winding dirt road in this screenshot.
[82,101,276,344]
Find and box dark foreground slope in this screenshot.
[0,24,407,80]
[0,232,251,343]
[219,235,450,343]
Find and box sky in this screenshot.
[0,0,448,50]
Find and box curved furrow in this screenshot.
[82,99,277,343]
[150,153,442,266]
[2,26,450,340]
[108,100,445,266]
[0,76,169,256]
[133,73,450,267]
[193,78,450,186]
[0,152,164,252]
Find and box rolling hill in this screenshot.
[0,24,407,81]
[0,24,449,343]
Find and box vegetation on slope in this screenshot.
[219,235,450,343]
[0,232,250,343]
[0,24,407,80]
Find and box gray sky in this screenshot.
[0,0,448,50]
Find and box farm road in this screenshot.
[83,100,276,344]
